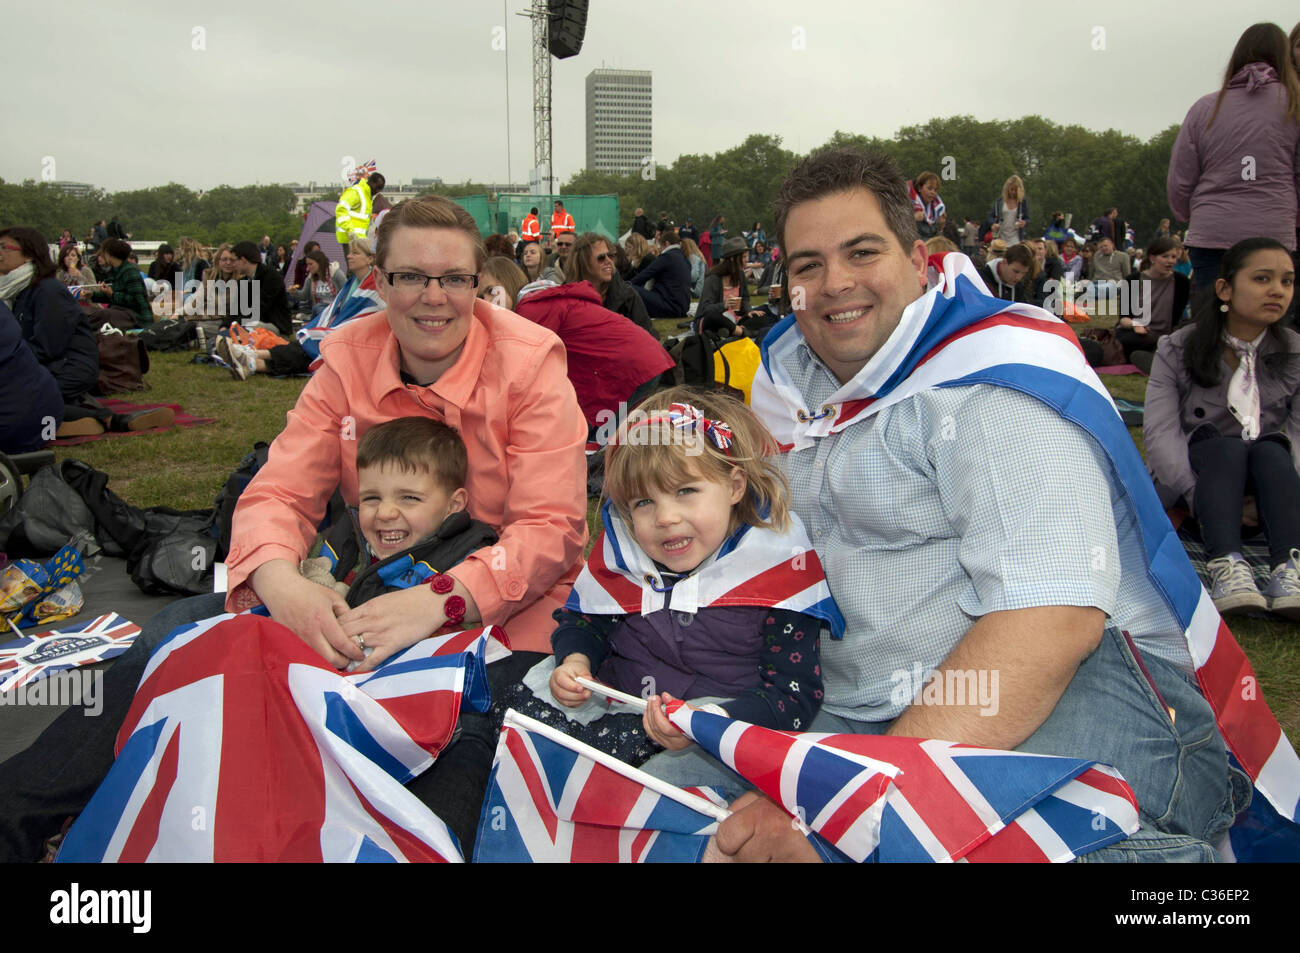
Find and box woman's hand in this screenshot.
[1118,317,1134,328]
[643,692,693,751]
[336,583,473,673]
[1242,496,1259,527]
[913,209,925,222]
[550,654,594,707]
[251,559,358,668]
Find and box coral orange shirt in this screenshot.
[224,300,589,653]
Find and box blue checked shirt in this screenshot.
[777,338,1192,724]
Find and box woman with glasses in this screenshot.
[0,196,590,862]
[565,232,654,336]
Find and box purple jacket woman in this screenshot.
[1167,62,1300,253]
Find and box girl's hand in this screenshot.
[1242,496,1259,527]
[550,655,594,706]
[643,692,693,750]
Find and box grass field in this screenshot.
[42,311,1299,744]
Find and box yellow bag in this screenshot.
[712,336,762,405]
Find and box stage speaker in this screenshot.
[548,0,588,59]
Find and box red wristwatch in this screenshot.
[429,573,455,594]
[443,595,467,625]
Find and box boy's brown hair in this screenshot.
[356,417,467,493]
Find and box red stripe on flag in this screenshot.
[503,727,559,842]
[569,816,623,862]
[710,559,806,608]
[960,816,1049,863]
[728,726,798,805]
[1073,768,1139,810]
[814,771,893,846]
[568,760,648,827]
[117,726,181,863]
[630,826,657,862]
[1196,620,1282,777]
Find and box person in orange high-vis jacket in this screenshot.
[521,207,541,243]
[550,200,575,236]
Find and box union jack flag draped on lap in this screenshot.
[57,614,507,862]
[567,501,845,639]
[666,703,1140,862]
[751,251,1300,859]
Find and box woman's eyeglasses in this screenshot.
[383,271,479,295]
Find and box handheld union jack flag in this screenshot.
[57,614,507,862]
[664,705,1139,862]
[0,612,139,693]
[474,709,729,863]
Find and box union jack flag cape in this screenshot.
[0,612,139,693]
[751,251,1300,859]
[295,267,383,371]
[57,614,508,862]
[567,500,845,640]
[475,709,730,862]
[666,703,1140,862]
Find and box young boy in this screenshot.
[299,416,498,617]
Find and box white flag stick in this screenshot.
[574,675,647,712]
[503,708,730,822]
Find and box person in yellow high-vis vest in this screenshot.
[335,172,385,259]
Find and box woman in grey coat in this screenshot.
[1143,237,1300,617]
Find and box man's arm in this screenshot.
[887,604,1103,749]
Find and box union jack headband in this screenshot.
[617,402,734,455]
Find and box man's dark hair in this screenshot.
[232,241,261,265]
[659,226,679,245]
[369,172,385,193]
[554,200,564,208]
[774,148,919,254]
[530,206,538,215]
[1003,243,1035,267]
[0,226,56,282]
[356,417,468,494]
[101,237,132,261]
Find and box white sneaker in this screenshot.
[1206,553,1266,615]
[215,336,253,381]
[1262,549,1300,621]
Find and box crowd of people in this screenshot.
[0,18,1297,865]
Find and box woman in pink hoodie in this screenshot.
[1167,22,1300,297]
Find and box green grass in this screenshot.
[54,336,1299,744]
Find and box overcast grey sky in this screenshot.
[5,0,1297,192]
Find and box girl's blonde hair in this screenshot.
[603,385,790,534]
[925,236,958,255]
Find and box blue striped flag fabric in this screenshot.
[666,704,1140,862]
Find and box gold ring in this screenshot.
[356,635,366,650]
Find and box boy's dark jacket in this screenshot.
[317,510,499,608]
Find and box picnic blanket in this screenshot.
[51,400,214,447]
[1093,363,1142,376]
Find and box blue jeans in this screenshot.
[1187,246,1226,299]
[642,625,1249,862]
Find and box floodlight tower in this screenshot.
[518,0,588,196]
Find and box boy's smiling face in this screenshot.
[357,462,467,559]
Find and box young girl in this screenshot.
[514,386,844,767]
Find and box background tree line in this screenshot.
[566,115,1183,246]
[1,113,1184,249]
